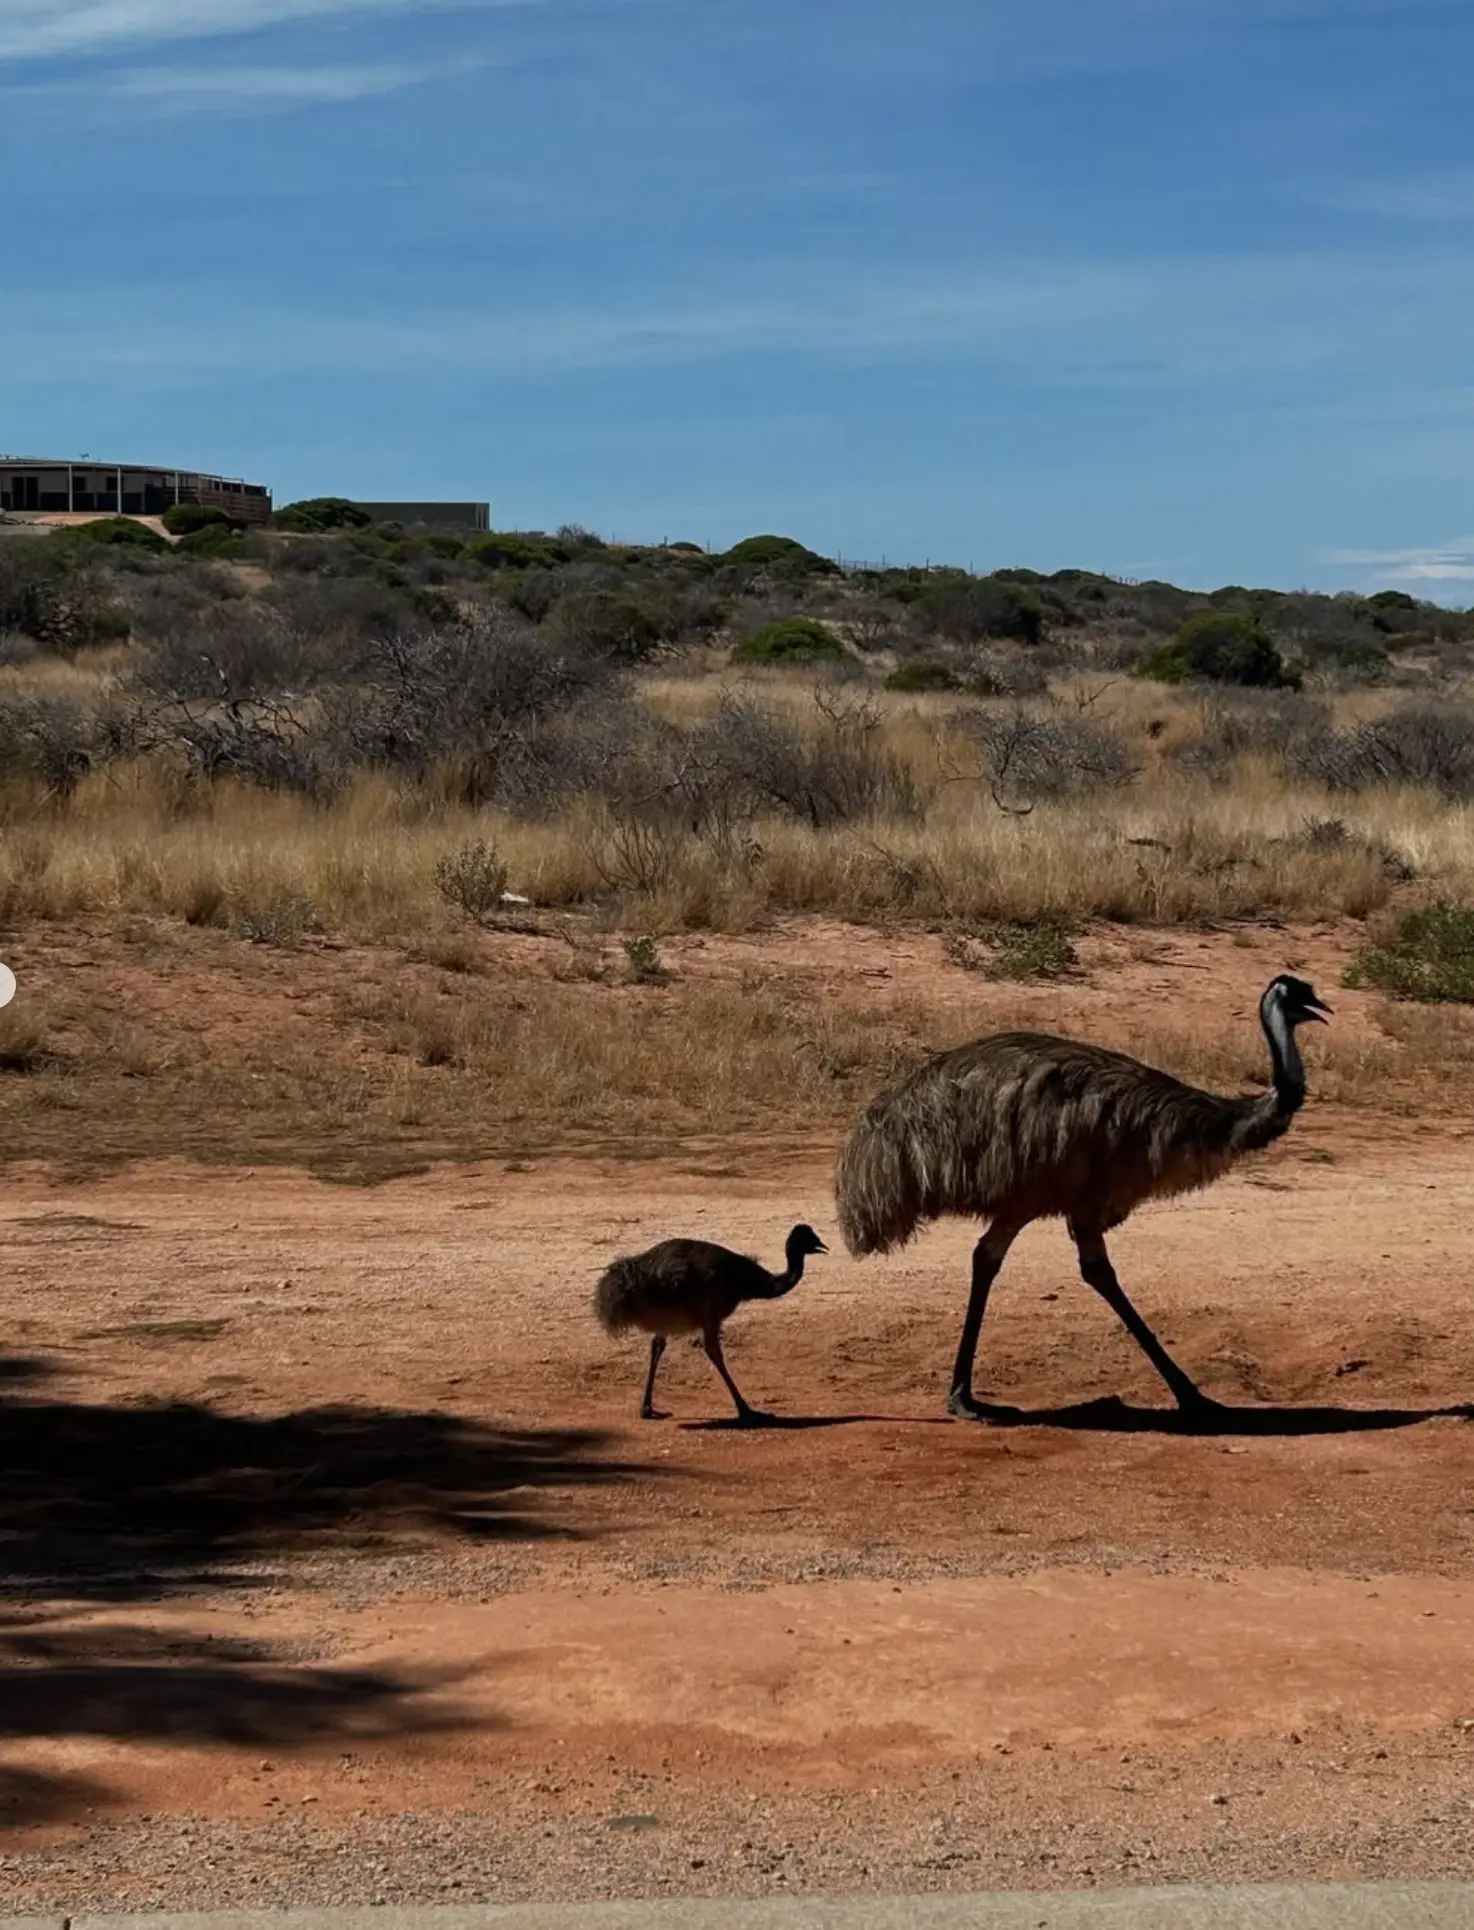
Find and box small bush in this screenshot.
[921,575,1044,647]
[623,935,666,983]
[271,497,372,534]
[464,531,568,571]
[162,503,232,536]
[178,522,248,559]
[1170,691,1330,779]
[233,891,320,949]
[967,708,1137,806]
[723,534,839,577]
[1290,703,1474,799]
[0,1004,54,1075]
[548,586,677,661]
[1138,612,1297,689]
[885,658,960,693]
[53,517,167,554]
[433,840,511,923]
[1344,902,1474,1002]
[731,617,848,664]
[946,916,1078,981]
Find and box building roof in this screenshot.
[0,455,264,483]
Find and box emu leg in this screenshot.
[1071,1228,1212,1411]
[702,1323,765,1425]
[639,1335,668,1421]
[948,1219,1023,1420]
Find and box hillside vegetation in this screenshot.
[0,511,1472,949]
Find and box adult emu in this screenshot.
[594,1224,827,1424]
[835,974,1330,1419]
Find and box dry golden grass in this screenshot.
[0,668,1473,949]
[1,749,1471,943]
[0,912,1469,1180]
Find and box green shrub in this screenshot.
[178,522,247,558]
[723,534,839,576]
[920,574,1044,646]
[885,658,960,692]
[945,915,1078,981]
[1137,611,1297,689]
[52,516,166,554]
[162,502,232,536]
[433,840,510,923]
[464,531,568,571]
[730,617,849,664]
[271,497,372,534]
[549,587,677,661]
[1344,901,1474,1002]
[623,935,666,983]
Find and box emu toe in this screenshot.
[947,1388,1023,1424]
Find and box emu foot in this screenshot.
[947,1388,1021,1423]
[639,1404,671,1422]
[734,1406,779,1428]
[1173,1386,1230,1424]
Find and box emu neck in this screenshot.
[764,1247,808,1299]
[1232,1000,1305,1152]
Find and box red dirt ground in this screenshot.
[2,927,1474,1907]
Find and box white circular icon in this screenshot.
[0,964,15,1009]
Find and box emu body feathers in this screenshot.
[836,1030,1291,1258]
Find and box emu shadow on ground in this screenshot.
[0,1355,652,1827]
[680,1412,955,1432]
[956,1393,1474,1435]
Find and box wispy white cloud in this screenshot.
[99,57,478,110]
[6,248,1474,386]
[1334,173,1474,223]
[0,0,533,64]
[1322,539,1474,586]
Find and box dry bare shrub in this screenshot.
[0,999,56,1073]
[1291,702,1474,799]
[963,706,1137,809]
[323,611,616,801]
[0,691,101,799]
[959,653,1050,698]
[1170,691,1331,780]
[594,806,688,896]
[232,888,320,948]
[704,687,921,829]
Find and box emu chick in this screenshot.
[593,1223,826,1424]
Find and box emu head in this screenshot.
[1261,973,1333,1030]
[786,1224,829,1259]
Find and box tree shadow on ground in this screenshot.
[0,1618,470,1749]
[0,1354,652,1826]
[961,1393,1474,1435]
[0,1355,652,1602]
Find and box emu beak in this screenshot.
[815,1238,830,1254]
[1305,997,1332,1023]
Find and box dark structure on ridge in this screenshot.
[594,1224,828,1424]
[834,974,1331,1419]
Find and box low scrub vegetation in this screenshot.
[1345,901,1474,1003]
[0,516,1467,951]
[731,616,848,664]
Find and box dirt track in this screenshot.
[3,1109,1474,1909]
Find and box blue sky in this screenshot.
[1,0,1471,598]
